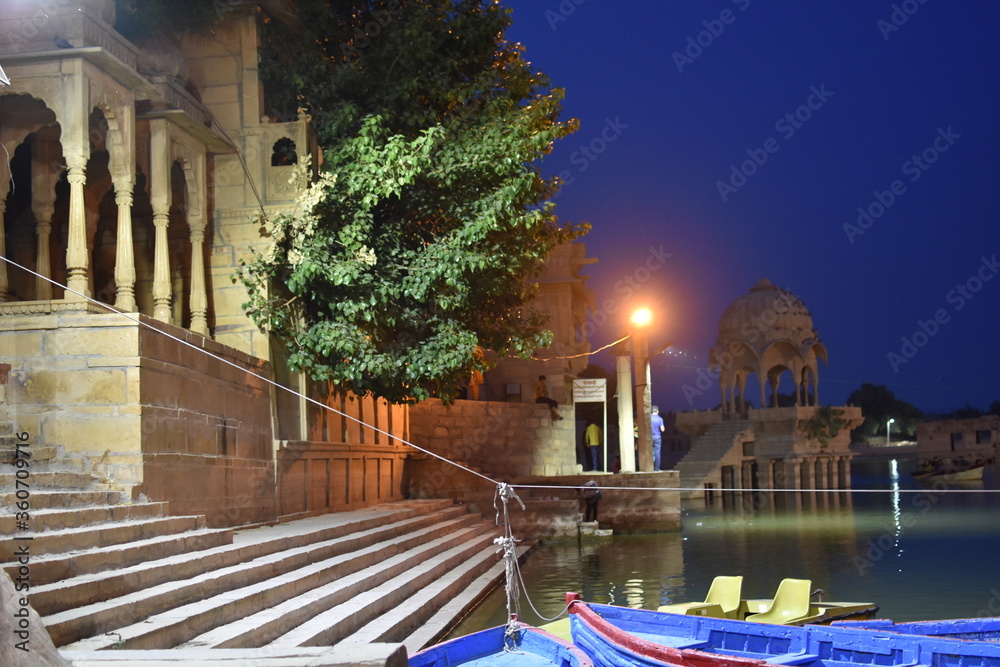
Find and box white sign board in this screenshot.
[573,378,607,403]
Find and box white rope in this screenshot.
[514,483,1000,494]
[492,482,525,652]
[0,255,499,486]
[0,256,993,497]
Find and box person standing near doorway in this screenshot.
[585,421,602,471]
[651,406,665,470]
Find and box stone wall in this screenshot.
[408,398,577,480]
[136,317,276,526]
[1,310,145,486]
[515,472,682,534]
[0,312,277,527]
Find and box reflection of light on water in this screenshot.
[625,577,645,608]
[891,459,901,542]
[451,460,1000,636]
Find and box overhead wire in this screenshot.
[0,254,995,495]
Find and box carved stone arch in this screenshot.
[167,127,206,221]
[165,129,209,336]
[0,93,61,301]
[0,81,64,134]
[86,66,136,191]
[169,143,202,221]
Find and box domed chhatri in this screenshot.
[710,279,827,415]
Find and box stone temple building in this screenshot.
[0,0,592,528]
[675,279,862,499]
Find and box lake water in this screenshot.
[451,456,1000,636]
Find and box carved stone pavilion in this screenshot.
[675,279,862,500]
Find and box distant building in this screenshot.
[675,279,861,499]
[916,415,999,464]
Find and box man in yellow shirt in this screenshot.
[585,421,601,471]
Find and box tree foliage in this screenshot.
[800,406,846,450]
[241,0,586,403]
[846,383,924,441]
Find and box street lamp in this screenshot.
[631,308,653,472]
[886,418,895,446]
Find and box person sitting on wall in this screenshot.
[533,375,563,420]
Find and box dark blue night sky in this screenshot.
[504,0,1000,415]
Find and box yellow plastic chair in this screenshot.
[745,578,812,624]
[704,575,744,617]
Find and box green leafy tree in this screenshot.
[241,0,586,403]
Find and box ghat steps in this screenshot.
[0,445,524,662]
[676,420,753,497]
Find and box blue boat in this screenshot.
[409,621,595,666]
[566,594,1000,667]
[833,617,1000,642]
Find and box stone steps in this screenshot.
[0,469,106,490]
[341,536,511,646]
[39,498,511,656]
[0,514,207,560]
[677,421,753,492]
[0,443,59,465]
[48,508,477,644]
[399,543,532,654]
[0,501,169,534]
[0,451,521,661]
[10,526,235,588]
[268,527,501,648]
[0,489,123,510]
[179,520,499,650]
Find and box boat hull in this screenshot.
[568,597,1000,667]
[834,617,1000,642]
[912,464,985,483]
[409,623,594,666]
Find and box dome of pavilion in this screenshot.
[709,278,827,413]
[716,278,818,349]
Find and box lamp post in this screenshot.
[886,418,895,446]
[631,308,653,472]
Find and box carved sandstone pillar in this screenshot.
[151,206,171,322]
[0,188,9,301]
[32,127,60,301]
[113,186,137,312]
[188,223,209,336]
[64,156,90,300]
[149,120,172,322]
[34,212,53,300]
